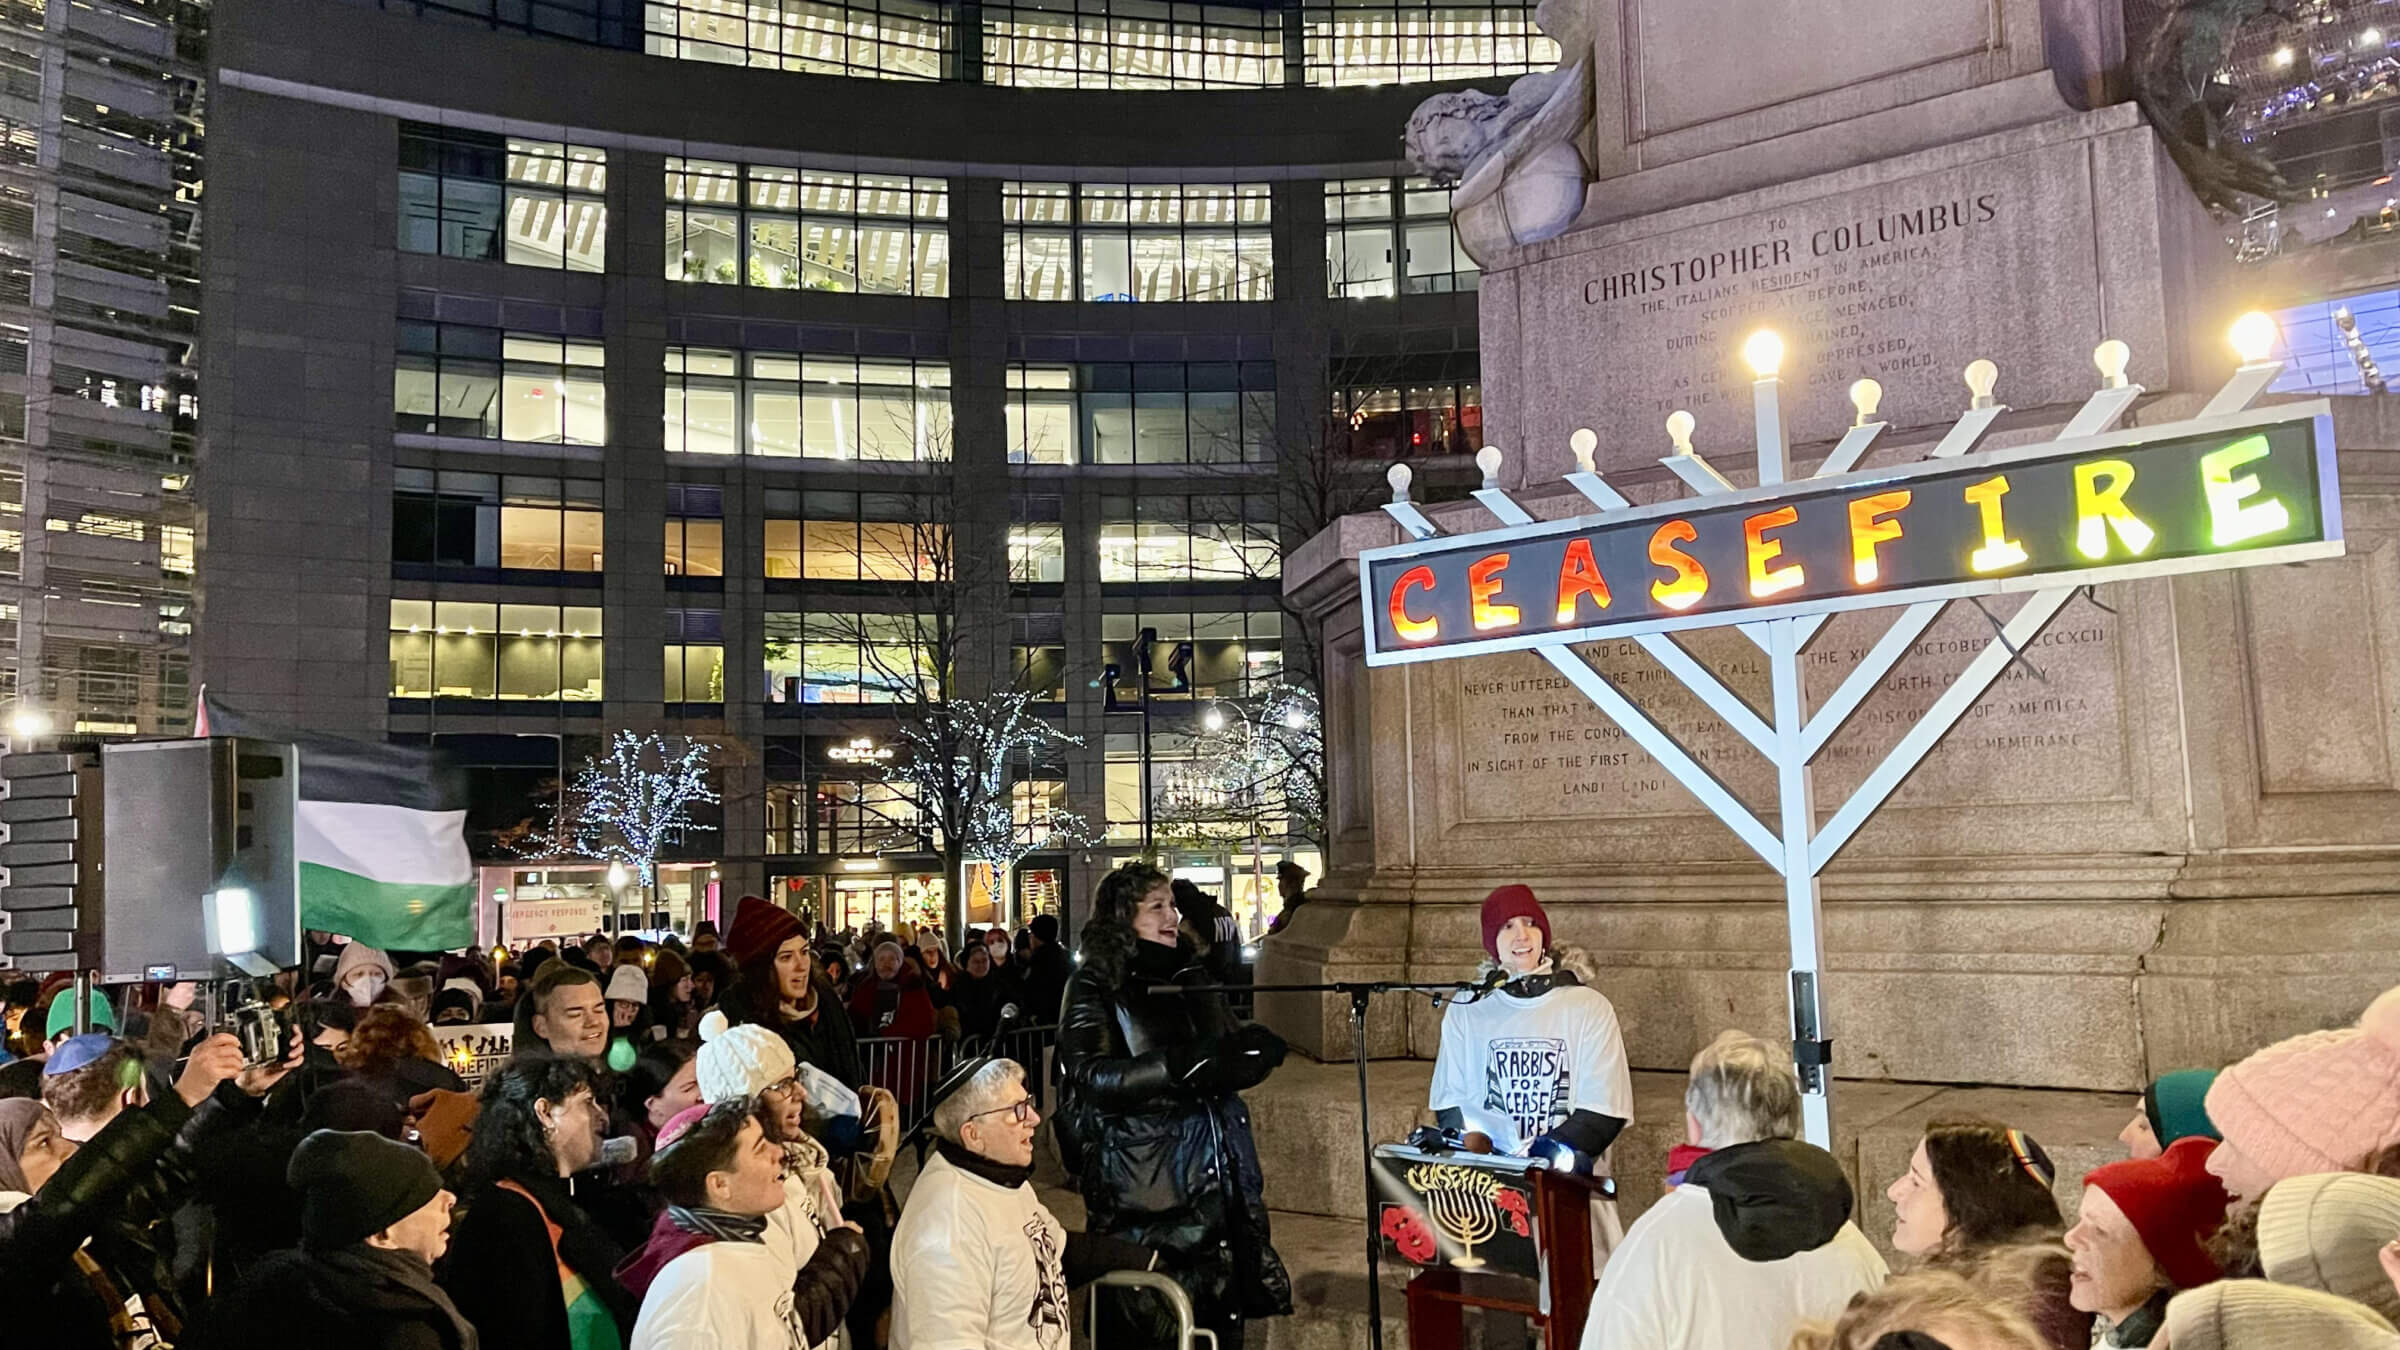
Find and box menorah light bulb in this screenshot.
[2230,310,2279,364]
[1569,428,1598,474]
[1742,329,1785,378]
[1962,359,1999,409]
[1665,410,1696,455]
[2093,339,2131,389]
[1386,461,1413,504]
[1848,378,1883,426]
[1476,445,1504,488]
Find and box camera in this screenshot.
[226,981,287,1069]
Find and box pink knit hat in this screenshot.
[2206,985,2400,1184]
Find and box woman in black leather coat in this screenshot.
[1057,861,1292,1350]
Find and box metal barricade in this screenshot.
[1087,1270,1217,1350]
[854,1033,951,1142]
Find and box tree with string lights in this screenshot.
[881,689,1096,933]
[530,731,719,927]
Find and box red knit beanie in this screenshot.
[2083,1136,2231,1289]
[1479,884,1550,959]
[725,894,806,977]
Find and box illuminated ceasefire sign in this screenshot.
[1363,320,2342,1147]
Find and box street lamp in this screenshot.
[10,706,50,740]
[606,861,629,937]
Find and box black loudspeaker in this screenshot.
[95,738,300,982]
[0,750,102,972]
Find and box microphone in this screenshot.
[1455,967,1509,1004]
[596,1135,640,1167]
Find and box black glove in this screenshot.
[1235,1022,1286,1072]
[789,1227,872,1345]
[1189,1024,1285,1094]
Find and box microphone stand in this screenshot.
[1147,976,1497,1350]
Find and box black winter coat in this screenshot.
[439,1172,636,1350]
[1057,926,1291,1339]
[0,1082,255,1350]
[196,1244,476,1350]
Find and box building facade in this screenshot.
[199,0,1495,938]
[0,0,200,742]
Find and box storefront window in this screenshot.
[400,124,607,272]
[389,600,604,700]
[1003,182,1272,301]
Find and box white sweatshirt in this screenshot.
[1577,1185,1887,1350]
[891,1152,1072,1350]
[1429,978,1634,1154]
[631,1239,815,1350]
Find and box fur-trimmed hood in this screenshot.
[1473,943,1601,989]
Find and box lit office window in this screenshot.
[1102,609,1283,699]
[665,609,726,702]
[666,484,726,577]
[394,469,605,572]
[1008,361,1275,463]
[667,158,949,294]
[643,0,948,79]
[1302,0,1557,87]
[388,600,604,700]
[1327,351,1482,457]
[762,489,947,582]
[665,347,952,460]
[394,325,607,445]
[763,612,943,703]
[982,0,1280,88]
[1003,181,1272,301]
[1325,176,1476,297]
[399,124,608,272]
[1009,496,1066,582]
[1097,492,1280,582]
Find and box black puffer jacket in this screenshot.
[1057,924,1291,1341]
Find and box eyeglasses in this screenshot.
[967,1095,1037,1125]
[761,1076,800,1099]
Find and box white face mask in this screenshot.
[345,971,387,1006]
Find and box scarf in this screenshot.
[314,1243,480,1350]
[2097,1287,2171,1348]
[0,1097,44,1193]
[665,1206,769,1244]
[936,1136,1034,1190]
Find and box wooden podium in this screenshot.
[1371,1145,1609,1350]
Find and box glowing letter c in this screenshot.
[1389,565,1439,642]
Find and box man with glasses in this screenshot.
[892,1057,1154,1350]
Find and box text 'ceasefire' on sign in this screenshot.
[1361,406,2341,666]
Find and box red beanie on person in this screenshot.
[2083,1137,2232,1289]
[1480,884,1551,959]
[725,894,806,975]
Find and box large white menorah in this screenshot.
[1378,314,2312,1146]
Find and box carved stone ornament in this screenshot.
[1402,0,1595,266]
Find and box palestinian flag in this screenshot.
[196,688,477,950]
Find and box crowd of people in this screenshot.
[1417,883,2400,1350]
[6,861,2399,1350]
[0,868,1260,1350]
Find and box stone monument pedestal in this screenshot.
[1266,5,2400,1101]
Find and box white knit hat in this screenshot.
[605,965,649,1004]
[2165,1280,2400,1350]
[695,1008,795,1104]
[2260,1173,2400,1325]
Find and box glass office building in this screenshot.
[198,0,1494,931]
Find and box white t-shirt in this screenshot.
[1429,977,1634,1154]
[891,1152,1072,1350]
[1577,1184,1887,1350]
[633,1238,815,1350]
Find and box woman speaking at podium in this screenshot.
[1430,885,1635,1180]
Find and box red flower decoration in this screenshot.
[1493,1187,1531,1237]
[1380,1204,1439,1264]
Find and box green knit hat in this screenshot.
[2146,1068,2223,1147]
[43,987,117,1042]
